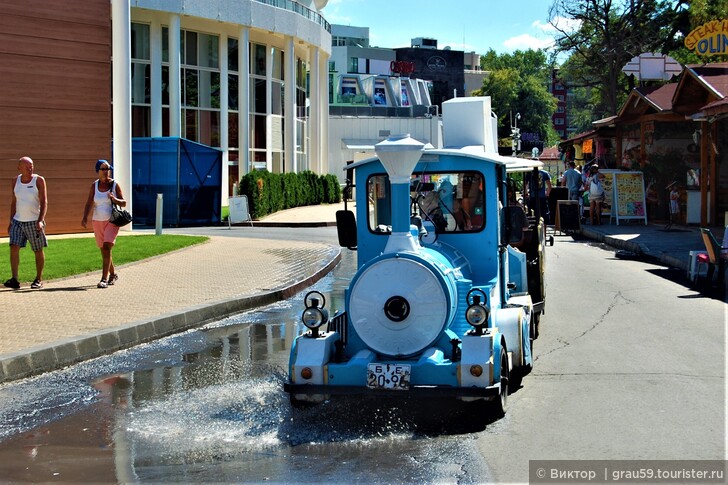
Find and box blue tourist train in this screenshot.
[284,97,551,417]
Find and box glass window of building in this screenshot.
[228,73,238,111]
[162,26,169,63]
[228,38,238,72]
[131,23,151,137]
[253,43,266,76]
[271,81,283,116]
[181,29,221,147]
[184,31,198,66]
[198,33,219,69]
[251,78,266,114]
[131,23,150,60]
[250,114,266,149]
[348,57,358,73]
[271,47,283,80]
[296,58,308,119]
[227,37,239,149]
[183,69,199,107]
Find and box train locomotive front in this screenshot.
[286,231,511,411]
[284,98,543,416]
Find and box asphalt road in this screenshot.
[476,234,726,483]
[0,229,723,483]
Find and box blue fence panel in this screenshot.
[132,137,222,227]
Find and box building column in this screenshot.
[169,14,181,137]
[220,34,229,204]
[318,50,329,175]
[111,0,132,226]
[150,17,163,137]
[309,47,320,173]
[238,27,250,177]
[284,37,296,173]
[265,43,272,171]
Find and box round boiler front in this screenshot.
[348,255,452,357]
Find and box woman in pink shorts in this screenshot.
[81,160,127,288]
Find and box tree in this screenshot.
[549,0,727,130]
[473,49,558,145]
[548,0,669,116]
[659,0,728,64]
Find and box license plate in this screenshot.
[367,363,411,390]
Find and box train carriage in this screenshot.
[284,97,551,417]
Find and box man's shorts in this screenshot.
[9,219,48,252]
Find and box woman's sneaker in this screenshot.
[108,273,118,286]
[97,279,108,289]
[30,279,43,289]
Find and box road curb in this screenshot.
[0,248,341,384]
[580,227,689,272]
[231,221,337,228]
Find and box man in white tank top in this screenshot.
[4,156,48,290]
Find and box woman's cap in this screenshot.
[95,159,111,172]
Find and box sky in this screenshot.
[321,0,566,55]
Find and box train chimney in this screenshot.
[374,134,424,254]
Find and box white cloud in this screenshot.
[320,0,352,25]
[503,34,554,51]
[541,16,582,33]
[440,42,478,52]
[326,13,353,24]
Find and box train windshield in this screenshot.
[367,171,485,233]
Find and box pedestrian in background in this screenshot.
[586,165,605,225]
[669,183,680,225]
[524,168,552,225]
[4,156,48,289]
[562,161,582,201]
[81,160,127,288]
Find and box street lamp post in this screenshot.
[511,112,521,156]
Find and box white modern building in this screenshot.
[122,0,332,202]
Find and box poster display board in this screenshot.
[613,171,647,225]
[599,169,618,217]
[228,195,252,227]
[555,200,580,233]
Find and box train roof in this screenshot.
[344,147,544,174]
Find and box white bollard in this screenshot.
[155,193,163,235]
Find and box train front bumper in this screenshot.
[284,382,501,399]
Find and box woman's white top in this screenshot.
[92,180,114,221]
[13,174,40,222]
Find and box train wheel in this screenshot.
[533,311,541,339]
[289,394,315,410]
[488,346,509,418]
[526,310,535,372]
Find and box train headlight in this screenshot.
[302,291,328,338]
[465,289,489,335]
[302,307,328,329]
[466,304,489,327]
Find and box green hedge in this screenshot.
[239,170,341,220]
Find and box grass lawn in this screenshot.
[0,234,208,283]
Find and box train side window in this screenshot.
[367,174,391,233]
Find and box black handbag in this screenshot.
[109,181,132,227]
[110,204,132,227]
